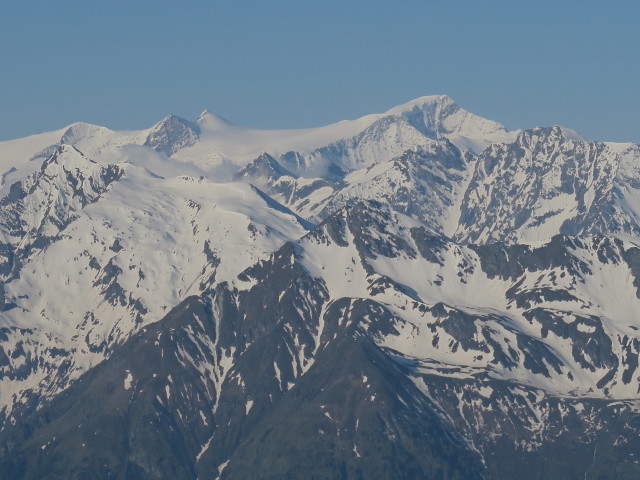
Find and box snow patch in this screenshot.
[124,370,133,390]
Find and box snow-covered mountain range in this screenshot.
[1,95,640,479]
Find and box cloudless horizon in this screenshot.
[1,0,638,143]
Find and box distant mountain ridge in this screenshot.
[1,96,640,479]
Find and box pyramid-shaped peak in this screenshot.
[144,114,201,157]
[152,114,200,132]
[233,151,296,181]
[255,151,278,163]
[196,109,234,129]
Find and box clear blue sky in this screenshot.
[1,0,638,142]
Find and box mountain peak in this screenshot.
[60,122,113,146]
[144,115,200,157]
[196,109,234,129]
[45,143,91,166]
[153,114,199,130]
[386,94,456,113]
[382,95,515,153]
[558,125,587,141]
[233,151,297,182]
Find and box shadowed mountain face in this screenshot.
[143,115,201,157]
[2,96,640,479]
[3,203,640,479]
[0,241,483,480]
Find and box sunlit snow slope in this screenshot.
[2,95,640,480]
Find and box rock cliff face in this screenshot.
[1,96,640,479]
